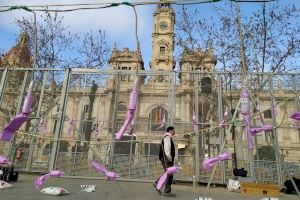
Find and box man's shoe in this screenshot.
[164,188,171,194]
[153,183,161,194]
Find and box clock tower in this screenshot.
[150,2,175,71]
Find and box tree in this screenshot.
[73,30,110,69]
[16,12,75,69]
[16,12,110,70]
[176,2,300,74]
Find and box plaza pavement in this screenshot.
[0,174,298,200]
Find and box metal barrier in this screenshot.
[0,68,299,186]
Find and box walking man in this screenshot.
[154,126,176,194]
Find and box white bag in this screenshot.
[260,198,279,200]
[195,197,214,200]
[0,180,13,189]
[40,187,69,196]
[227,179,240,191]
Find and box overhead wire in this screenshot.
[0,0,278,13]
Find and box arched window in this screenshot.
[149,107,168,131]
[201,77,212,94]
[118,101,127,112]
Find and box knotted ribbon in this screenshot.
[115,81,137,142]
[91,161,119,181]
[34,170,64,189]
[250,124,273,136]
[156,166,181,191]
[0,155,10,165]
[0,81,33,141]
[203,152,231,171]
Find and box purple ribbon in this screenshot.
[0,155,10,165]
[290,112,300,121]
[34,170,64,189]
[115,83,137,142]
[250,124,273,136]
[203,152,231,171]
[91,161,119,181]
[0,82,33,141]
[192,111,198,132]
[242,113,253,150]
[156,166,181,191]
[156,112,166,130]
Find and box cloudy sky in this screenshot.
[1,0,299,69]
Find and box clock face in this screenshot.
[159,21,168,31]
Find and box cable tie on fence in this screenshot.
[122,2,134,6]
[9,5,33,12]
[110,3,120,7]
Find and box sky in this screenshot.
[0,0,300,69]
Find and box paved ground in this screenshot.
[0,174,298,200]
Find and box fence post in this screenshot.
[269,74,283,187]
[217,74,226,184]
[26,70,48,171]
[194,72,200,183]
[0,68,8,106]
[292,75,300,138]
[49,68,71,171]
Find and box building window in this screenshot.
[53,119,58,133]
[160,47,166,56]
[84,105,89,113]
[121,67,128,81]
[149,107,167,131]
[201,77,212,94]
[264,110,272,119]
[118,101,127,112]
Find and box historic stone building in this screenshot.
[0,2,299,176]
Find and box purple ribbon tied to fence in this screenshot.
[250,124,273,136]
[192,111,198,132]
[34,170,64,189]
[290,112,300,121]
[156,112,166,130]
[0,82,33,141]
[290,111,300,129]
[156,166,181,191]
[203,152,231,171]
[115,82,138,142]
[0,155,11,165]
[91,161,119,181]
